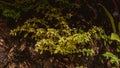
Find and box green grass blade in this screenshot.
[98,3,116,33]
[118,22,120,32]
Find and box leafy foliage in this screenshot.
[1,0,120,67]
[10,16,109,56]
[103,52,120,67]
[111,33,120,42]
[2,9,20,22]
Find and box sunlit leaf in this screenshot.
[111,33,120,42]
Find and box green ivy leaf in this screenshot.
[103,52,120,65]
[111,33,120,42]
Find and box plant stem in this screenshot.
[98,3,116,33]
